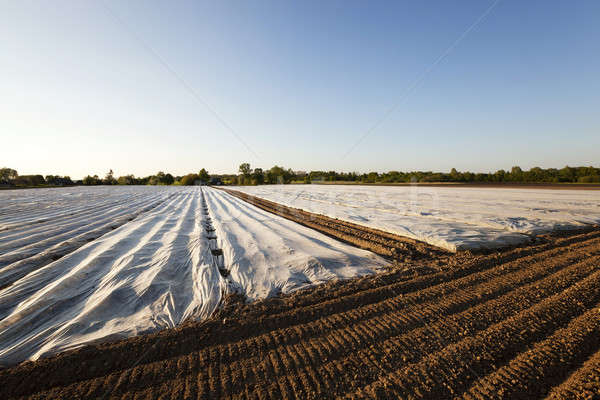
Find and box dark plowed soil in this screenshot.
[217,187,450,262]
[1,226,599,399]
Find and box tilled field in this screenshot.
[1,227,599,399]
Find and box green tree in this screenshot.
[180,173,199,186]
[266,166,283,184]
[163,173,174,185]
[238,163,251,176]
[83,175,101,185]
[146,171,173,185]
[509,166,523,182]
[14,175,45,186]
[493,169,506,182]
[449,168,460,181]
[559,166,575,182]
[45,175,58,185]
[265,165,294,184]
[117,175,136,185]
[0,168,18,184]
[103,169,117,185]
[251,168,264,185]
[155,171,165,185]
[198,168,210,183]
[238,163,251,184]
[364,172,379,183]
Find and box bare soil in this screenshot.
[1,197,599,399]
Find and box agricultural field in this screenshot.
[0,186,384,366]
[0,184,599,399]
[232,184,600,251]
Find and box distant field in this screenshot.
[232,184,600,251]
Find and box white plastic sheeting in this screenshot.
[0,186,176,287]
[231,185,600,251]
[204,187,382,300]
[0,186,384,365]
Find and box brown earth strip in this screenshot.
[0,226,599,399]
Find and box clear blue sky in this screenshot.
[2,1,599,179]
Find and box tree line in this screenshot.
[304,166,600,184]
[0,168,216,188]
[2,165,599,189]
[233,163,296,185]
[232,164,600,185]
[0,168,74,188]
[81,169,214,186]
